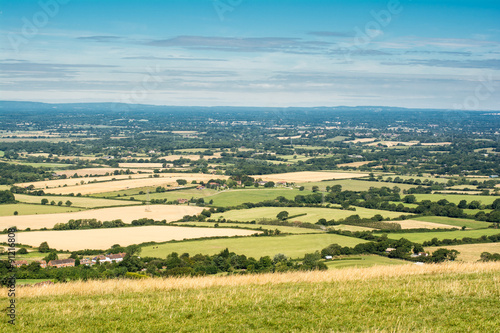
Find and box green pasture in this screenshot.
[206,188,313,206]
[386,228,500,243]
[141,233,367,259]
[326,136,349,142]
[325,255,408,269]
[296,179,417,192]
[0,203,82,216]
[173,221,322,234]
[414,194,498,205]
[212,206,406,223]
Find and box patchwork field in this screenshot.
[424,243,500,262]
[0,203,81,217]
[14,194,139,208]
[3,262,499,332]
[414,216,492,229]
[141,233,367,259]
[254,171,369,183]
[0,205,203,230]
[0,226,259,251]
[211,206,406,223]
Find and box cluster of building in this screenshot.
[12,253,127,269]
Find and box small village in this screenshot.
[12,253,127,269]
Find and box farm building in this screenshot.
[12,260,28,268]
[92,253,127,264]
[48,259,76,268]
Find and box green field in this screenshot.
[296,179,417,191]
[205,188,314,206]
[386,228,500,243]
[0,203,81,216]
[141,233,367,259]
[3,263,499,332]
[212,206,406,223]
[325,255,408,269]
[14,194,139,209]
[414,193,498,205]
[326,136,349,142]
[173,221,322,234]
[414,216,492,229]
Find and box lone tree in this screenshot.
[176,179,187,186]
[65,200,72,207]
[41,198,49,205]
[277,211,289,221]
[39,241,50,253]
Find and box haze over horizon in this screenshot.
[1,0,499,110]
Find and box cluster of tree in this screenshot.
[53,219,126,230]
[479,252,500,262]
[0,190,15,204]
[0,162,53,185]
[10,185,45,195]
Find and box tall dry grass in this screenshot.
[6,261,500,299]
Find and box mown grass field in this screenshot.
[0,203,81,216]
[424,243,500,262]
[206,188,313,206]
[2,262,499,332]
[211,206,406,223]
[14,194,139,209]
[141,233,367,259]
[414,193,497,205]
[414,216,492,229]
[325,255,408,269]
[386,228,500,243]
[173,221,322,234]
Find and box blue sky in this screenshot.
[1,0,499,109]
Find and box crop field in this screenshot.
[325,255,408,269]
[54,168,129,176]
[0,203,81,217]
[141,233,367,259]
[414,193,497,205]
[0,205,203,230]
[173,221,322,234]
[414,216,492,229]
[14,194,139,208]
[296,179,417,191]
[0,226,259,251]
[336,161,375,168]
[425,243,500,262]
[3,262,498,332]
[394,219,459,229]
[16,173,147,189]
[386,228,500,243]
[255,171,369,183]
[211,206,406,223]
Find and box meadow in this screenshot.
[204,188,313,206]
[211,206,407,223]
[325,255,408,269]
[0,203,81,217]
[141,233,367,259]
[414,216,492,229]
[0,226,259,251]
[173,221,322,234]
[296,179,418,191]
[2,262,499,332]
[413,193,497,205]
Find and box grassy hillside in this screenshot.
[2,262,499,332]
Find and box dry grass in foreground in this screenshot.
[8,261,500,299]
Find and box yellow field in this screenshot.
[366,141,419,147]
[0,205,203,230]
[19,173,228,195]
[425,243,500,262]
[337,161,374,168]
[255,171,369,183]
[0,225,259,251]
[55,168,135,176]
[345,138,376,143]
[396,219,458,229]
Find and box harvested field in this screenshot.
[54,168,132,177]
[0,205,203,230]
[424,243,500,262]
[337,161,374,168]
[20,173,228,195]
[0,226,259,251]
[255,171,369,183]
[119,163,164,168]
[366,141,419,147]
[395,219,459,229]
[345,138,376,143]
[14,194,138,208]
[420,142,452,146]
